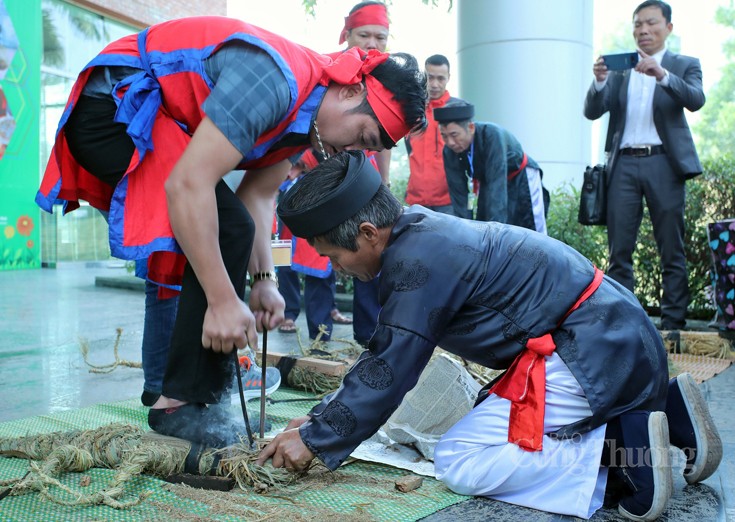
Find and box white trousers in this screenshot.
[434,352,607,519]
[525,166,548,235]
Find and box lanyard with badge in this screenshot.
[465,142,476,213]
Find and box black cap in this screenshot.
[433,102,475,123]
[277,152,382,238]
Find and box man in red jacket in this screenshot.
[337,1,392,184]
[405,54,462,215]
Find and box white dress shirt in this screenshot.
[594,48,671,149]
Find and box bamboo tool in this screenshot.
[260,329,268,439]
[265,236,290,439]
[267,235,290,437]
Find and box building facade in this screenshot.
[456,0,594,190]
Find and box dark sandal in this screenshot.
[147,403,223,446]
[149,404,265,448]
[331,309,353,325]
[278,319,297,333]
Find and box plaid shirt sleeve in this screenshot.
[203,42,291,157]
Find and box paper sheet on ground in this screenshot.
[351,353,481,476]
[351,430,437,476]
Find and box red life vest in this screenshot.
[37,17,333,290]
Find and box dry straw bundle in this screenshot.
[660,330,734,359]
[0,424,295,508]
[277,323,364,395]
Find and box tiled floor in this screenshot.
[0,261,357,422]
[0,262,732,521]
[0,262,148,422]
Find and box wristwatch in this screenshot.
[250,271,278,288]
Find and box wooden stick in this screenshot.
[260,330,268,439]
[262,351,348,377]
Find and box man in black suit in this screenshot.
[584,0,705,331]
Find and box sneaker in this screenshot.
[665,372,722,484]
[614,411,672,522]
[231,354,281,401]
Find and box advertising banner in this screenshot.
[0,0,41,270]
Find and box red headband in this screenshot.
[321,48,410,144]
[338,4,389,45]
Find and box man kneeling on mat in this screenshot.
[257,151,722,521]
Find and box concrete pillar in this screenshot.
[456,0,594,189]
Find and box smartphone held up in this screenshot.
[601,52,639,71]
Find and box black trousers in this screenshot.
[65,95,255,404]
[162,182,254,404]
[65,96,135,186]
[606,153,689,329]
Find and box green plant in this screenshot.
[335,271,354,295]
[546,158,735,321]
[546,182,608,270]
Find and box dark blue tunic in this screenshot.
[299,207,668,470]
[443,122,548,230]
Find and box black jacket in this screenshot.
[300,209,668,469]
[443,122,547,229]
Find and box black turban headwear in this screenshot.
[277,152,382,238]
[433,103,475,123]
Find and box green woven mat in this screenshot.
[0,388,467,521]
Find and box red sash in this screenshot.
[488,267,604,451]
[507,153,528,181]
[471,152,529,195]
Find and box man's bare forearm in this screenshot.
[237,161,291,276]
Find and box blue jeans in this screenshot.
[277,265,334,340]
[101,213,179,397]
[142,280,178,395]
[304,272,334,340]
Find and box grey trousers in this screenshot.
[606,153,688,329]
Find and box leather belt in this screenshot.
[620,145,665,157]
